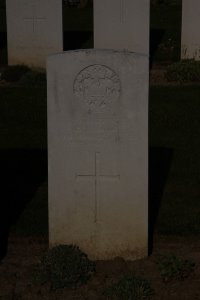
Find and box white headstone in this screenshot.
[47,49,148,260]
[181,0,200,60]
[94,0,150,54]
[6,0,63,68]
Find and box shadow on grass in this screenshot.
[0,147,173,259]
[0,149,47,261]
[149,147,173,254]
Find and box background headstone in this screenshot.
[6,0,63,68]
[181,0,200,60]
[47,49,148,260]
[93,0,150,54]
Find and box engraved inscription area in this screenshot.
[69,118,119,144]
[73,65,121,112]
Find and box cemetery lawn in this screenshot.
[0,87,48,237]
[150,86,200,235]
[0,83,200,299]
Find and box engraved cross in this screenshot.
[120,0,126,24]
[76,152,120,223]
[24,4,46,33]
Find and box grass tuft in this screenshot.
[104,275,154,300]
[32,244,95,289]
[165,60,200,83]
[156,254,195,282]
[18,70,46,87]
[1,65,31,82]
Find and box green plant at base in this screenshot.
[165,59,200,83]
[32,244,95,289]
[156,254,195,282]
[1,65,31,82]
[104,275,154,300]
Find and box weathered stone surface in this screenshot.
[94,0,150,54]
[6,0,63,68]
[181,0,200,60]
[47,49,148,260]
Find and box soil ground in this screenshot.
[0,234,200,300]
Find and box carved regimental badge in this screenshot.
[73,64,121,112]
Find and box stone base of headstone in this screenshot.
[181,0,200,60]
[6,0,63,68]
[94,0,150,54]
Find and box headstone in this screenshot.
[47,49,148,260]
[94,0,150,54]
[181,0,200,60]
[6,0,63,68]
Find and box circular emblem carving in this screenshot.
[73,64,121,111]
